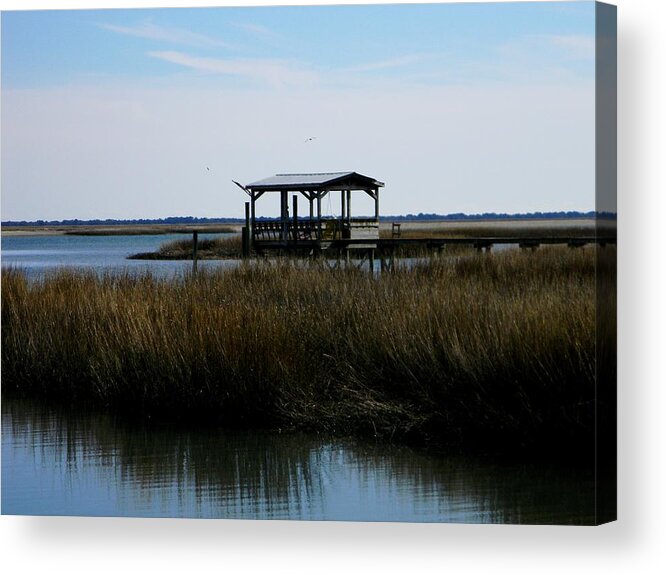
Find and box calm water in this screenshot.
[1,398,595,523]
[0,232,238,280]
[1,232,514,281]
[1,233,595,523]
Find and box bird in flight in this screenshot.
[206,167,210,171]
[304,137,317,143]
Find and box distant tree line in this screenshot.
[1,216,245,227]
[2,211,616,227]
[379,211,616,221]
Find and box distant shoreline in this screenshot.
[1,214,611,237]
[1,224,239,237]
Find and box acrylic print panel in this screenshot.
[0,1,616,524]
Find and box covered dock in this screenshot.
[231,172,615,269]
[236,171,384,255]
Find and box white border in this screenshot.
[1,1,664,574]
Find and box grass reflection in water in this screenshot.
[2,398,595,523]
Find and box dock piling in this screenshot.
[242,202,251,258]
[192,231,198,274]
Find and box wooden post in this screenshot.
[292,194,298,241]
[374,188,380,220]
[250,193,255,246]
[241,227,249,258]
[316,192,322,240]
[192,231,198,274]
[242,201,250,258]
[346,189,351,222]
[281,191,288,242]
[369,248,375,275]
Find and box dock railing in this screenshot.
[252,218,378,242]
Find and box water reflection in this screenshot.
[1,398,595,523]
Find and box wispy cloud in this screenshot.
[546,35,595,60]
[148,51,319,87]
[497,34,594,63]
[342,54,431,74]
[100,22,237,50]
[233,22,276,38]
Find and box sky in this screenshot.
[1,1,597,220]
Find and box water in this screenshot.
[1,232,518,281]
[1,232,239,280]
[1,398,595,523]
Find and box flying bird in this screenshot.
[304,137,317,143]
[206,167,210,171]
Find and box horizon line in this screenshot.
[2,210,615,226]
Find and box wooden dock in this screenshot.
[231,170,615,272]
[247,235,615,272]
[252,235,615,252]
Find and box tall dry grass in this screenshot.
[1,247,607,454]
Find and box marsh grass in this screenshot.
[129,234,243,260]
[380,221,597,240]
[66,225,238,236]
[1,247,607,454]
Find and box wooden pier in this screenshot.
[249,234,615,270]
[251,235,614,251]
[233,171,615,271]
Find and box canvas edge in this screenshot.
[594,0,617,526]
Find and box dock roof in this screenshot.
[246,172,384,192]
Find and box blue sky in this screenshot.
[1,1,597,220]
